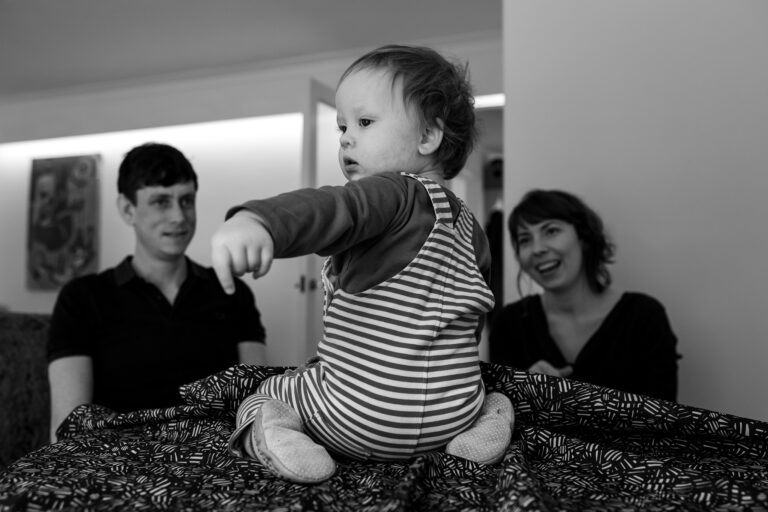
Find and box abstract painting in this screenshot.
[26,154,100,290]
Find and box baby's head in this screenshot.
[337,44,477,180]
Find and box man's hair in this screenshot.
[339,44,477,179]
[508,189,616,294]
[117,142,198,204]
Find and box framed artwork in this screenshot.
[26,154,100,290]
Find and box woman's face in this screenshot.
[515,219,586,293]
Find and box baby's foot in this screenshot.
[245,399,336,484]
[445,392,514,464]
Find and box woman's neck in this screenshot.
[541,279,605,317]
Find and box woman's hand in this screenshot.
[528,359,573,378]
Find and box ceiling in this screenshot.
[0,0,501,101]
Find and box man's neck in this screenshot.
[131,251,188,303]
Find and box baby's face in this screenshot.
[335,68,434,181]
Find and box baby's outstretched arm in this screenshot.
[211,210,274,295]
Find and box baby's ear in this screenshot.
[418,118,444,156]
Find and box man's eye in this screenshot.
[181,197,195,208]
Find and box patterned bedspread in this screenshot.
[1,363,767,511]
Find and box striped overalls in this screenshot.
[233,173,494,461]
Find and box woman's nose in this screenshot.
[531,236,547,254]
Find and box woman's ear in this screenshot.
[418,118,444,156]
[116,194,135,226]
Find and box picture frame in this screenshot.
[26,154,100,290]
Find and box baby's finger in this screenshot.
[252,244,274,278]
[211,245,237,295]
[245,243,262,278]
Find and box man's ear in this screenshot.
[116,194,135,226]
[418,118,444,156]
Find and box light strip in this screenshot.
[474,93,505,109]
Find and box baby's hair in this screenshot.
[508,189,616,294]
[117,142,198,204]
[339,44,477,179]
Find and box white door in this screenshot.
[296,79,344,363]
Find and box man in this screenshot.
[47,142,266,442]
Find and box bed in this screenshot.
[1,362,767,511]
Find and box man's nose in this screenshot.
[168,201,186,221]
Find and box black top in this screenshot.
[489,292,679,401]
[47,256,266,412]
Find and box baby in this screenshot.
[212,44,514,484]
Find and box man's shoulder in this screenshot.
[60,266,116,292]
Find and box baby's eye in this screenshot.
[337,125,347,134]
[359,118,373,127]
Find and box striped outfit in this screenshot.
[230,173,494,461]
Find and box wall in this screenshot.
[503,1,768,421]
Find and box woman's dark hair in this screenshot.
[117,142,198,204]
[508,189,616,294]
[338,44,476,180]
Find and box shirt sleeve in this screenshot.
[232,278,267,344]
[226,173,416,259]
[47,277,97,362]
[636,298,680,401]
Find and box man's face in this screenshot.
[122,181,197,261]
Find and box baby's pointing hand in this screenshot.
[211,210,274,294]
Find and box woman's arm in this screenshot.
[640,304,680,401]
[48,355,93,443]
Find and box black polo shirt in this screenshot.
[47,256,266,412]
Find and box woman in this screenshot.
[489,189,680,401]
